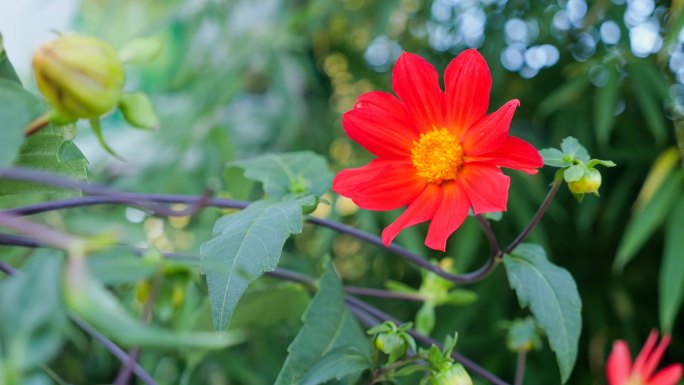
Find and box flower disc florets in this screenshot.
[411,129,463,184]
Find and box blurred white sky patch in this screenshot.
[0,0,78,81]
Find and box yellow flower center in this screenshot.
[410,129,463,184]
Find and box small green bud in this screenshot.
[119,92,159,130]
[429,363,473,385]
[567,168,602,195]
[33,34,125,120]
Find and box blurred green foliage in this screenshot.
[1,0,684,384]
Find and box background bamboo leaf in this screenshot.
[659,197,684,333]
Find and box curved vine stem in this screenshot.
[0,167,495,285]
[504,178,562,254]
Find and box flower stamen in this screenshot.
[411,129,463,184]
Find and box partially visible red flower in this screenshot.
[332,49,542,251]
[607,331,683,385]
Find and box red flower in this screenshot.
[332,49,543,251]
[607,331,683,385]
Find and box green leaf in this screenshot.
[0,251,67,371]
[0,124,89,196]
[659,198,684,333]
[615,171,683,271]
[0,34,20,83]
[504,244,582,383]
[539,148,570,168]
[560,137,590,163]
[200,196,314,330]
[587,159,617,168]
[275,261,371,385]
[563,165,585,182]
[630,65,668,144]
[0,79,46,167]
[64,259,246,350]
[230,283,311,329]
[594,65,619,147]
[300,346,373,385]
[118,92,159,130]
[228,151,333,198]
[118,36,163,64]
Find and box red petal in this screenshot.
[381,184,441,246]
[607,341,633,385]
[424,182,471,251]
[458,163,510,215]
[643,335,672,380]
[634,331,660,376]
[462,99,519,156]
[472,136,543,174]
[392,52,444,133]
[333,160,426,211]
[343,91,419,158]
[647,364,683,385]
[444,49,492,135]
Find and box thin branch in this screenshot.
[504,178,562,254]
[70,315,158,385]
[514,350,527,385]
[113,275,162,385]
[0,167,492,285]
[476,215,501,257]
[0,212,77,250]
[344,286,428,302]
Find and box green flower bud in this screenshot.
[568,168,602,195]
[430,363,473,385]
[32,34,125,120]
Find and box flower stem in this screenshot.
[504,178,562,254]
[514,350,528,385]
[24,112,51,136]
[0,167,492,285]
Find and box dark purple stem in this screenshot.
[504,179,562,254]
[0,167,493,285]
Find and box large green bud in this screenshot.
[32,34,125,120]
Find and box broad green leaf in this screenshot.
[659,198,684,333]
[0,251,67,371]
[560,137,589,163]
[594,65,619,147]
[0,124,89,196]
[615,171,683,271]
[300,346,373,385]
[228,151,333,198]
[540,148,570,168]
[200,196,314,330]
[0,79,45,167]
[64,259,246,350]
[504,244,582,383]
[275,262,371,385]
[231,283,311,329]
[87,252,157,284]
[0,34,20,83]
